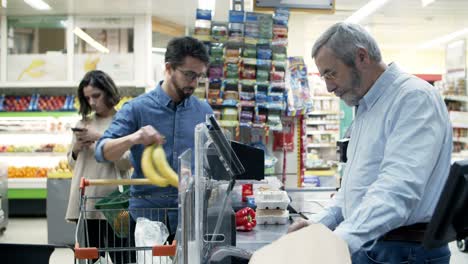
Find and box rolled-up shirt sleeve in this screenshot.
[95,102,138,163]
[333,90,447,254]
[308,189,344,230]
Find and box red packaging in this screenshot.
[242,184,253,202]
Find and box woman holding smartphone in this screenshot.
[65,70,132,262]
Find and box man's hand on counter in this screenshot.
[287,218,310,233]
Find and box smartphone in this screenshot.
[71,127,85,132]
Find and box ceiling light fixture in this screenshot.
[24,0,51,10]
[345,0,390,24]
[421,0,436,7]
[2,0,7,8]
[73,27,109,54]
[419,28,468,49]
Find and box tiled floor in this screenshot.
[1,217,468,263]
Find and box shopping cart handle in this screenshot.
[74,243,99,260]
[79,178,153,195]
[153,240,177,257]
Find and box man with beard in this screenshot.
[288,23,452,263]
[95,36,212,236]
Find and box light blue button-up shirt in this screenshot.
[95,82,213,209]
[310,63,452,254]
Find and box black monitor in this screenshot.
[206,115,246,179]
[207,140,265,181]
[423,160,468,249]
[205,115,264,181]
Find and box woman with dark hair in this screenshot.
[65,70,132,262]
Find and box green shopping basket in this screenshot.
[94,186,131,238]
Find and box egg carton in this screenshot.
[255,190,290,210]
[256,209,289,225]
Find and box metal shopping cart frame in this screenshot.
[74,178,177,264]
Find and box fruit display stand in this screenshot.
[0,111,78,216]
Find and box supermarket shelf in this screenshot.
[286,186,337,192]
[452,152,468,162]
[307,143,336,148]
[306,120,339,125]
[452,124,468,129]
[453,137,468,144]
[0,81,76,88]
[0,81,145,88]
[306,130,339,135]
[0,131,70,135]
[218,120,239,128]
[8,188,47,199]
[0,111,78,118]
[0,152,66,157]
[305,169,336,176]
[450,111,468,128]
[443,95,468,103]
[307,111,340,115]
[8,178,47,189]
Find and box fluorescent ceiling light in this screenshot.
[73,27,109,54]
[419,28,468,49]
[2,0,7,8]
[421,0,436,7]
[345,0,390,24]
[24,0,51,10]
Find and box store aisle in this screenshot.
[0,217,467,263]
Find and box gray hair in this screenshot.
[312,22,382,67]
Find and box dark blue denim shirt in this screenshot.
[95,82,213,209]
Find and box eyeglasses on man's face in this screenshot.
[320,70,337,81]
[176,68,207,82]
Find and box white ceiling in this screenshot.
[1,0,468,51]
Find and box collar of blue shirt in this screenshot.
[154,81,191,109]
[358,62,402,112]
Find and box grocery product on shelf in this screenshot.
[8,166,48,178]
[436,77,468,156]
[1,95,32,111]
[0,94,77,112]
[37,95,67,111]
[193,9,212,42]
[0,144,68,153]
[48,159,72,178]
[193,7,290,134]
[299,72,341,188]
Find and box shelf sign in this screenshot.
[445,39,466,80]
[254,0,335,13]
[8,16,67,28]
[75,17,134,29]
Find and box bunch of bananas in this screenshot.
[141,144,178,187]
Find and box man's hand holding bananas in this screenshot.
[139,126,178,188]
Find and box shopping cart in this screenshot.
[74,178,177,264]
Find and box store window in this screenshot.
[74,17,134,82]
[7,16,67,82]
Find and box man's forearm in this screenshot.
[103,134,138,161]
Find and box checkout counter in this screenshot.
[236,188,335,251]
[173,116,338,263]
